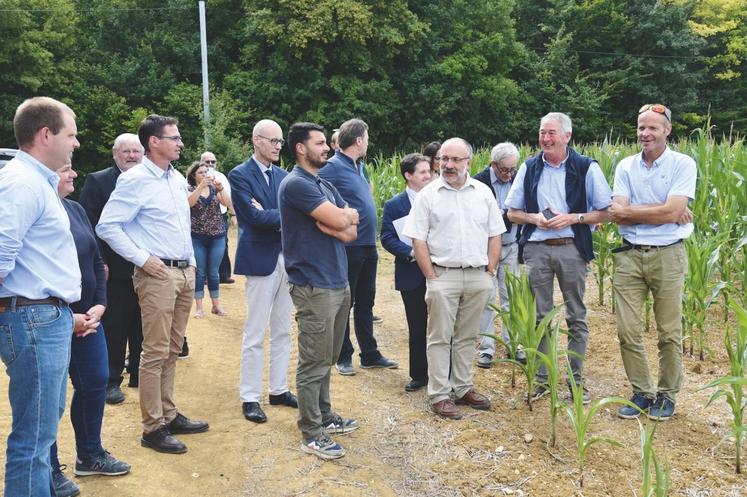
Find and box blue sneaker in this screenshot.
[323,415,360,435]
[618,392,653,419]
[647,394,675,421]
[52,465,80,497]
[75,449,131,476]
[301,434,346,460]
[335,362,356,376]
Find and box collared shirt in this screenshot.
[0,151,81,302]
[489,167,518,244]
[405,186,417,205]
[403,176,505,267]
[208,166,231,215]
[613,147,696,245]
[96,156,195,267]
[251,154,272,186]
[506,157,612,241]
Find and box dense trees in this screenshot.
[0,0,743,176]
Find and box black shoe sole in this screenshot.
[244,415,267,423]
[168,425,209,435]
[140,439,187,454]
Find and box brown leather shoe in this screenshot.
[455,389,492,410]
[432,399,462,420]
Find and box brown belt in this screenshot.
[0,297,63,313]
[531,237,574,246]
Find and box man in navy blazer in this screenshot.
[229,119,297,424]
[79,133,145,404]
[380,153,433,392]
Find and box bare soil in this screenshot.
[1,231,745,496]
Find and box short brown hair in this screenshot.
[138,114,178,152]
[13,97,75,148]
[337,118,368,150]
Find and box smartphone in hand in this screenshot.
[542,207,556,220]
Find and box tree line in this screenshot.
[0,0,743,177]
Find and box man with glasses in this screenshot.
[229,119,297,424]
[506,112,612,405]
[98,115,209,454]
[319,118,398,375]
[201,151,236,284]
[404,138,504,420]
[473,142,525,369]
[80,133,145,405]
[610,104,695,421]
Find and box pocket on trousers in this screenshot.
[29,304,62,326]
[0,325,16,366]
[297,318,328,364]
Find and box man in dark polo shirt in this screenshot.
[319,118,397,375]
[278,122,360,460]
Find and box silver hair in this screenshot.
[541,112,573,135]
[113,133,143,151]
[252,119,279,137]
[441,137,473,159]
[490,142,519,164]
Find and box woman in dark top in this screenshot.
[50,162,130,497]
[187,161,230,318]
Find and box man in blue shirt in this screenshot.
[318,118,397,375]
[97,115,209,455]
[279,122,360,460]
[506,112,612,404]
[0,96,81,497]
[610,104,696,421]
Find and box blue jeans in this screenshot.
[192,235,226,299]
[51,323,109,469]
[0,300,72,497]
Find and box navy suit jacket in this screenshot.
[229,157,288,276]
[380,191,424,292]
[78,165,135,279]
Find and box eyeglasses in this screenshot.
[203,159,216,164]
[258,135,285,147]
[497,166,516,174]
[435,156,469,165]
[638,104,671,122]
[159,135,183,142]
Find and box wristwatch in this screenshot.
[577,214,585,224]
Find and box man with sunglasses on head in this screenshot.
[201,151,236,284]
[473,142,525,369]
[97,115,209,455]
[610,104,696,422]
[506,112,612,405]
[229,119,297,424]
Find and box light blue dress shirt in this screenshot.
[489,167,519,244]
[96,156,195,267]
[0,151,81,302]
[506,156,612,241]
[612,148,696,245]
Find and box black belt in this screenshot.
[160,259,190,268]
[613,239,683,253]
[433,264,486,270]
[0,297,64,313]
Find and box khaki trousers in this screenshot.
[613,243,687,401]
[133,266,195,433]
[425,267,493,403]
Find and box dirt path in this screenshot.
[1,230,744,496]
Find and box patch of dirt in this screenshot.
[1,231,744,496]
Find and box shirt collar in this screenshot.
[436,174,477,192]
[15,150,59,188]
[405,187,418,203]
[542,151,569,169]
[639,147,671,169]
[252,154,272,171]
[142,156,173,178]
[333,150,357,169]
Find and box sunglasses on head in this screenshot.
[639,104,671,122]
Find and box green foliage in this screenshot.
[639,420,671,497]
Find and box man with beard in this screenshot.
[404,138,504,420]
[278,122,360,459]
[97,115,209,454]
[79,133,145,404]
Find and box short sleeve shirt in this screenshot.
[278,165,348,289]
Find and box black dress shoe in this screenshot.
[141,426,187,454]
[242,402,267,423]
[220,277,235,284]
[167,413,209,434]
[404,379,427,392]
[127,376,139,388]
[105,385,125,405]
[269,391,298,408]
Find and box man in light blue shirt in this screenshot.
[506,112,612,404]
[97,115,208,455]
[0,97,81,497]
[610,104,696,422]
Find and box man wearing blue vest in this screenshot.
[319,118,397,375]
[610,104,696,421]
[506,112,612,404]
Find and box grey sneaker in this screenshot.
[323,415,360,435]
[568,384,592,405]
[476,353,493,369]
[530,384,549,402]
[75,449,131,476]
[372,315,384,324]
[335,362,356,376]
[301,434,346,460]
[360,356,398,369]
[52,465,80,497]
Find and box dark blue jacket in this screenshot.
[229,157,288,276]
[380,191,424,292]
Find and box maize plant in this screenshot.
[532,317,565,448]
[639,420,671,497]
[592,223,617,307]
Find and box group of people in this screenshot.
[0,96,695,496]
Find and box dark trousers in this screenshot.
[103,277,143,386]
[401,281,428,383]
[219,216,232,280]
[337,245,382,364]
[51,323,108,467]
